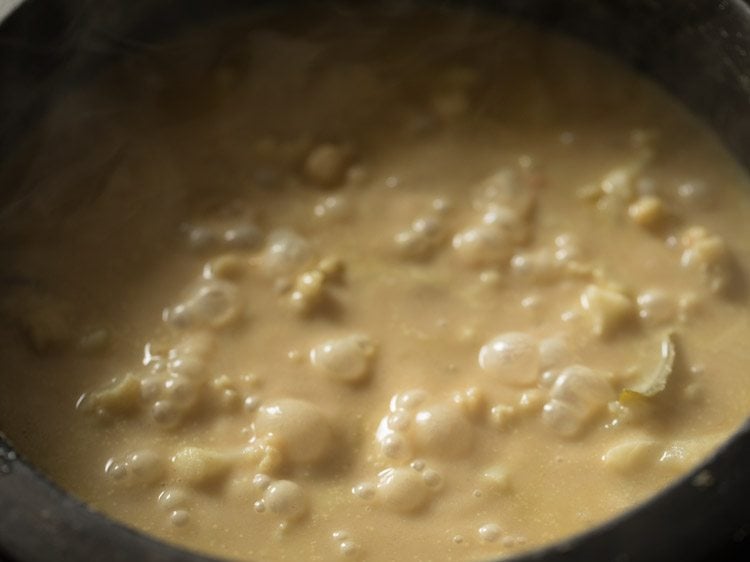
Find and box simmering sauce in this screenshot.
[1,4,749,561]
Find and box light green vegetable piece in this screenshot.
[620,332,675,401]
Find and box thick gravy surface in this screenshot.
[1,4,750,562]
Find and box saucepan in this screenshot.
[0,1,748,561]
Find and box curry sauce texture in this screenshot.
[1,4,749,562]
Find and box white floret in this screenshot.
[679,226,733,294]
[376,467,429,513]
[126,450,166,485]
[310,334,376,384]
[263,480,307,520]
[452,223,515,267]
[171,447,232,487]
[542,365,613,437]
[478,332,539,387]
[473,169,535,217]
[412,402,474,459]
[602,438,660,474]
[254,398,334,465]
[394,215,445,260]
[262,229,313,276]
[164,280,241,330]
[580,284,634,338]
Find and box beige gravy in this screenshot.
[1,4,750,562]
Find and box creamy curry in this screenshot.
[1,4,749,562]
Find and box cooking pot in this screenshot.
[0,1,749,561]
